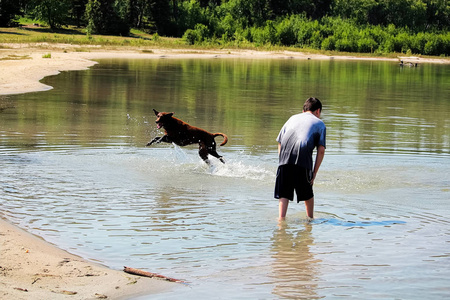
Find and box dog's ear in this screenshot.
[153,109,159,116]
[168,112,174,117]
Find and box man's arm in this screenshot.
[278,143,281,155]
[311,145,325,185]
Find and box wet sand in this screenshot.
[0,218,175,299]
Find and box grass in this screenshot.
[0,23,187,50]
[0,54,31,61]
[0,20,448,61]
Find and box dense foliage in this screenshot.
[85,0,130,35]
[0,0,23,26]
[0,0,448,56]
[27,0,72,29]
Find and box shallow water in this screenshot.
[1,58,449,299]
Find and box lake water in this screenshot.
[1,58,449,299]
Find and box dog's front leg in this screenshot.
[146,135,171,146]
[146,137,161,146]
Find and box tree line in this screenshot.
[1,0,449,56]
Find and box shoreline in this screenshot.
[0,217,175,300]
[1,43,449,95]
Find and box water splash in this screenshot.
[202,160,274,181]
[163,144,275,181]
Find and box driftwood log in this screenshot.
[123,266,186,283]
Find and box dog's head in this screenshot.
[153,109,174,129]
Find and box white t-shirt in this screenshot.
[276,112,326,170]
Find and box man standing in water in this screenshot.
[275,97,326,221]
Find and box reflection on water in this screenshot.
[271,223,319,299]
[1,58,449,156]
[1,59,449,299]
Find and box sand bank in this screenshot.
[0,218,175,299]
[1,43,448,96]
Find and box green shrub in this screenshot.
[219,14,237,41]
[264,20,278,45]
[424,35,447,56]
[310,30,323,49]
[183,29,199,45]
[335,38,356,52]
[395,32,412,53]
[321,36,336,50]
[382,36,395,53]
[297,20,319,46]
[410,32,427,54]
[250,26,265,46]
[276,18,297,46]
[233,27,247,44]
[357,37,377,53]
[178,11,448,55]
[182,23,209,45]
[196,23,210,42]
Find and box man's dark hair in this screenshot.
[303,97,322,112]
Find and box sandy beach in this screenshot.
[0,43,449,299]
[0,218,175,300]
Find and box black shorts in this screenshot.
[274,165,314,202]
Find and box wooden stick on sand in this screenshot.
[123,266,186,283]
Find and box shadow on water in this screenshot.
[313,218,406,227]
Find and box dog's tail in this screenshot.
[214,133,228,146]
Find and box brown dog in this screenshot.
[147,109,228,164]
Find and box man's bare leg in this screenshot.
[278,198,289,221]
[305,197,314,219]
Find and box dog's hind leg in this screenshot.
[208,148,225,164]
[199,142,211,164]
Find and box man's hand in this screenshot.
[310,172,316,186]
